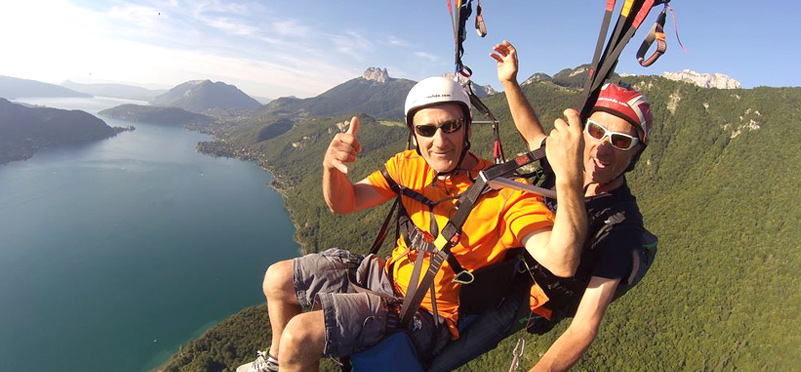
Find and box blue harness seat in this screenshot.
[350,332,425,372]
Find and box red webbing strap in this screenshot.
[668,4,689,54]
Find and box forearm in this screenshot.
[531,324,597,372]
[503,79,546,150]
[322,166,356,214]
[538,177,587,277]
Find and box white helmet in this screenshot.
[404,76,472,127]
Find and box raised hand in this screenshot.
[490,40,519,84]
[323,116,361,175]
[546,109,585,187]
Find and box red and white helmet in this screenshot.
[404,76,472,127]
[593,83,653,146]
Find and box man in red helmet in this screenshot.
[428,41,656,372]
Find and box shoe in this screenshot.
[236,350,279,372]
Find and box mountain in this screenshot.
[254,67,416,121]
[521,72,553,85]
[550,64,621,88]
[0,98,126,164]
[98,104,214,126]
[163,74,801,372]
[443,72,497,97]
[61,80,166,101]
[253,96,273,105]
[0,75,91,99]
[662,69,742,89]
[150,80,261,113]
[252,68,496,124]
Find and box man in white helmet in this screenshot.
[238,76,588,372]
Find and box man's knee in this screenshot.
[263,259,295,300]
[280,312,326,358]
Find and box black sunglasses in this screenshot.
[414,118,464,137]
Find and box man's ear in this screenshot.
[467,121,472,139]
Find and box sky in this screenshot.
[2,0,799,99]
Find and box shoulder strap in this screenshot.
[398,148,547,328]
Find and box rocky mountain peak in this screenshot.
[662,69,741,89]
[363,67,389,83]
[442,73,496,97]
[522,73,552,86]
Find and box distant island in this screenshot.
[0,75,91,99]
[99,104,214,126]
[0,98,131,165]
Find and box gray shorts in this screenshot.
[293,248,450,359]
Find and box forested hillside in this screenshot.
[0,98,128,164]
[161,76,801,372]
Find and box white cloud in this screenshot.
[107,4,163,26]
[385,35,413,47]
[0,0,365,97]
[272,19,311,38]
[413,51,440,62]
[203,17,259,36]
[329,31,373,59]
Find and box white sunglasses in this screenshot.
[585,119,640,151]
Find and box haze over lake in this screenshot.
[0,97,299,372]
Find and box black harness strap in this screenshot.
[581,0,617,108]
[466,85,505,164]
[372,166,472,298]
[590,0,657,93]
[580,0,661,120]
[398,147,547,328]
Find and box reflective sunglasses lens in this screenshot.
[611,134,634,150]
[587,121,606,140]
[415,125,437,137]
[442,120,462,134]
[414,120,462,137]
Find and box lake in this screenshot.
[0,97,299,372]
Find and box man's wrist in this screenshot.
[554,176,583,193]
[501,79,520,88]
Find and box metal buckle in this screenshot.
[452,270,474,284]
[409,228,437,253]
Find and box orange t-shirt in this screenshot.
[367,150,554,338]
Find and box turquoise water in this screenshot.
[0,98,299,371]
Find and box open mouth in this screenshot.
[592,157,611,169]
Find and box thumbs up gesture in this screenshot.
[324,116,362,174]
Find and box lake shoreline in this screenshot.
[195,137,311,256]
